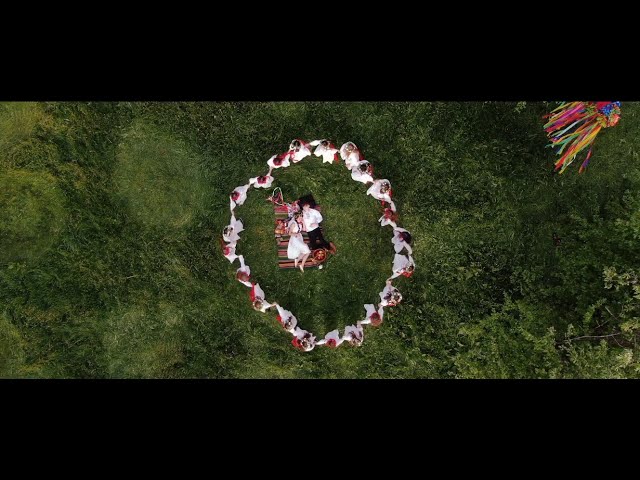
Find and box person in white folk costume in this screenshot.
[340,141,362,170]
[235,255,252,287]
[366,179,396,211]
[379,280,402,307]
[351,160,374,184]
[310,139,339,164]
[301,202,336,253]
[361,304,384,327]
[273,303,298,333]
[267,152,291,170]
[230,183,250,210]
[288,139,312,163]
[316,329,344,348]
[249,168,275,189]
[391,227,413,255]
[223,213,244,243]
[378,207,398,229]
[343,322,365,347]
[292,327,316,351]
[223,242,239,264]
[249,283,273,313]
[389,253,415,280]
[287,219,311,272]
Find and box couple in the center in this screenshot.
[287,201,336,272]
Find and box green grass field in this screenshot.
[1,101,639,378]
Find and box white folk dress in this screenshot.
[339,141,362,170]
[250,283,273,312]
[311,139,339,164]
[223,213,244,243]
[366,179,395,210]
[361,304,385,325]
[275,304,298,333]
[391,227,413,255]
[390,254,415,279]
[223,242,239,264]
[289,139,312,163]
[292,327,316,351]
[379,282,402,307]
[249,174,274,189]
[230,184,250,209]
[236,255,252,287]
[343,322,364,346]
[351,160,374,184]
[287,220,311,259]
[378,212,397,229]
[316,329,344,348]
[267,153,291,170]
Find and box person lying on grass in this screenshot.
[311,139,339,164]
[316,329,344,348]
[287,219,311,272]
[379,280,402,307]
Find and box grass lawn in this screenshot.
[1,101,639,378]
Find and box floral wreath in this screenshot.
[222,139,415,352]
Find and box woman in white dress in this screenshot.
[287,219,311,272]
[292,327,316,351]
[343,322,364,347]
[366,179,395,211]
[222,241,239,264]
[378,207,398,229]
[351,160,374,184]
[230,183,251,209]
[361,304,384,327]
[235,255,252,287]
[249,168,275,189]
[288,139,312,163]
[389,253,415,280]
[391,228,413,255]
[340,141,362,170]
[316,329,344,348]
[250,283,273,313]
[223,213,244,243]
[310,139,339,164]
[274,303,298,333]
[267,152,291,170]
[379,280,402,307]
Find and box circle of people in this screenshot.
[222,139,415,352]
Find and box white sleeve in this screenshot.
[239,255,246,270]
[310,140,322,147]
[314,210,323,224]
[404,243,413,255]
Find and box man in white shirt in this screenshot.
[301,203,336,254]
[302,204,323,232]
